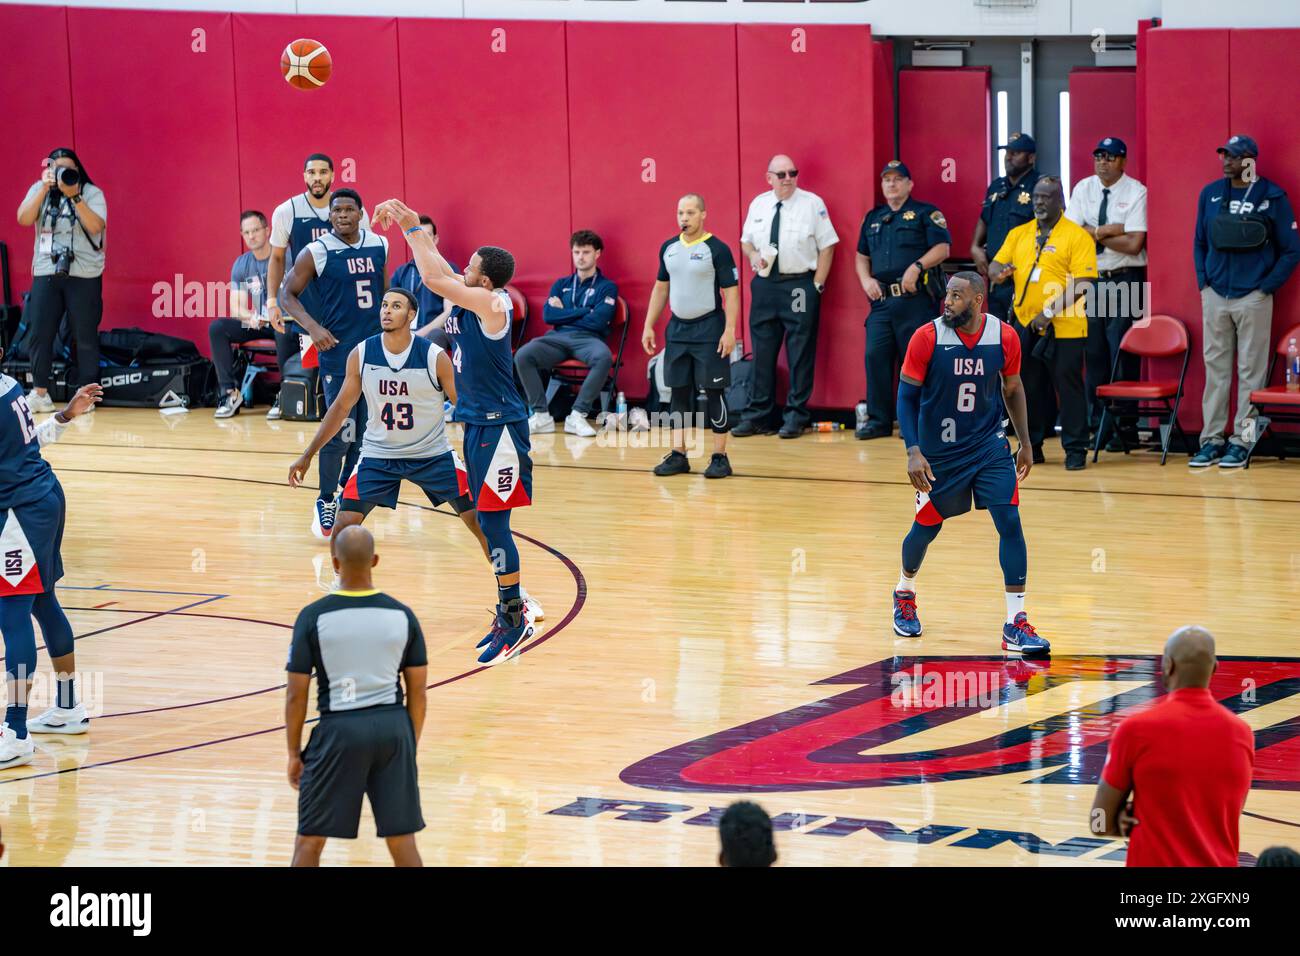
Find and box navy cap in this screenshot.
[1001,132,1037,153]
[1093,137,1128,157]
[881,159,911,179]
[1217,134,1259,158]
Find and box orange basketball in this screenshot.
[280,38,332,90]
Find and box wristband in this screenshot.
[405,225,423,236]
[71,194,84,205]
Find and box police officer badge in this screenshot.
[902,210,916,221]
[1017,192,1031,204]
[930,210,947,228]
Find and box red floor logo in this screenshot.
[621,656,1300,793]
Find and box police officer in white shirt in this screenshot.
[1065,137,1148,451]
[733,155,838,439]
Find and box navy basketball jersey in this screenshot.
[307,230,388,375]
[0,375,57,509]
[444,289,527,426]
[904,315,1018,462]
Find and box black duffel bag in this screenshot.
[99,326,203,366]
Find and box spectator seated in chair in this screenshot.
[515,230,619,438]
[208,210,298,419]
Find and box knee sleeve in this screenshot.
[706,389,729,434]
[901,520,942,576]
[1,595,38,682]
[988,505,1027,587]
[32,591,75,659]
[476,509,519,577]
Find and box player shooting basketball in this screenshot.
[371,198,537,666]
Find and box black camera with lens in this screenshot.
[51,242,75,276]
[54,166,81,190]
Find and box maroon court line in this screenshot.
[1,527,588,785]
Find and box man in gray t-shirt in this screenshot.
[14,150,108,404]
[208,210,298,419]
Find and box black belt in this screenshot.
[875,280,920,300]
[762,270,813,283]
[1097,267,1146,280]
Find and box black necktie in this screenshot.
[1096,188,1110,253]
[769,201,782,275]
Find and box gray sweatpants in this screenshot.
[1199,287,1273,447]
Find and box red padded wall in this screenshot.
[397,19,570,341]
[568,22,741,400]
[0,4,75,304]
[738,24,876,410]
[67,8,243,348]
[1143,28,1231,431]
[233,15,406,275]
[873,39,896,210]
[898,68,990,268]
[1228,30,1300,384]
[1068,68,1137,191]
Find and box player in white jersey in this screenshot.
[288,290,541,642]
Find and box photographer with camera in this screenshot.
[15,148,106,412]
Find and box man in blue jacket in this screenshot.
[515,230,619,438]
[1191,135,1300,468]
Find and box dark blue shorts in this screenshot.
[322,366,366,438]
[0,481,66,597]
[915,435,1018,525]
[341,453,473,515]
[462,420,533,512]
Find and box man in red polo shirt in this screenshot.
[1090,626,1254,866]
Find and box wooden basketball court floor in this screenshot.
[1,407,1297,867]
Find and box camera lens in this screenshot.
[56,166,81,189]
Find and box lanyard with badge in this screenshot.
[1016,230,1052,308]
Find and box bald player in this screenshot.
[286,525,427,866]
[1091,626,1255,867]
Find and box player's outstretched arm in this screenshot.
[434,349,457,406]
[288,348,363,487]
[373,199,497,317]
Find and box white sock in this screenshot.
[897,572,916,594]
[1006,591,1026,624]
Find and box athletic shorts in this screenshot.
[297,706,425,839]
[914,434,1018,525]
[0,480,66,597]
[665,313,729,390]
[341,452,474,516]
[462,420,533,512]
[321,367,366,441]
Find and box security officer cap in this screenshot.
[1001,133,1037,153]
[881,159,911,179]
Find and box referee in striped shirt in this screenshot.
[286,525,428,866]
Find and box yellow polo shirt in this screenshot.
[992,216,1097,339]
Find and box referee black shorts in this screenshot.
[297,705,425,839]
[664,312,729,390]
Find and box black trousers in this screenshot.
[207,319,299,393]
[27,274,102,389]
[864,291,933,432]
[1085,270,1145,437]
[514,329,613,414]
[1016,321,1089,455]
[986,279,1015,325]
[744,274,820,429]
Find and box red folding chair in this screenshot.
[549,297,630,414]
[1243,323,1300,469]
[505,285,529,348]
[1092,314,1194,465]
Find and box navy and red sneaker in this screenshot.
[1002,612,1051,656]
[477,601,534,666]
[892,590,922,637]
